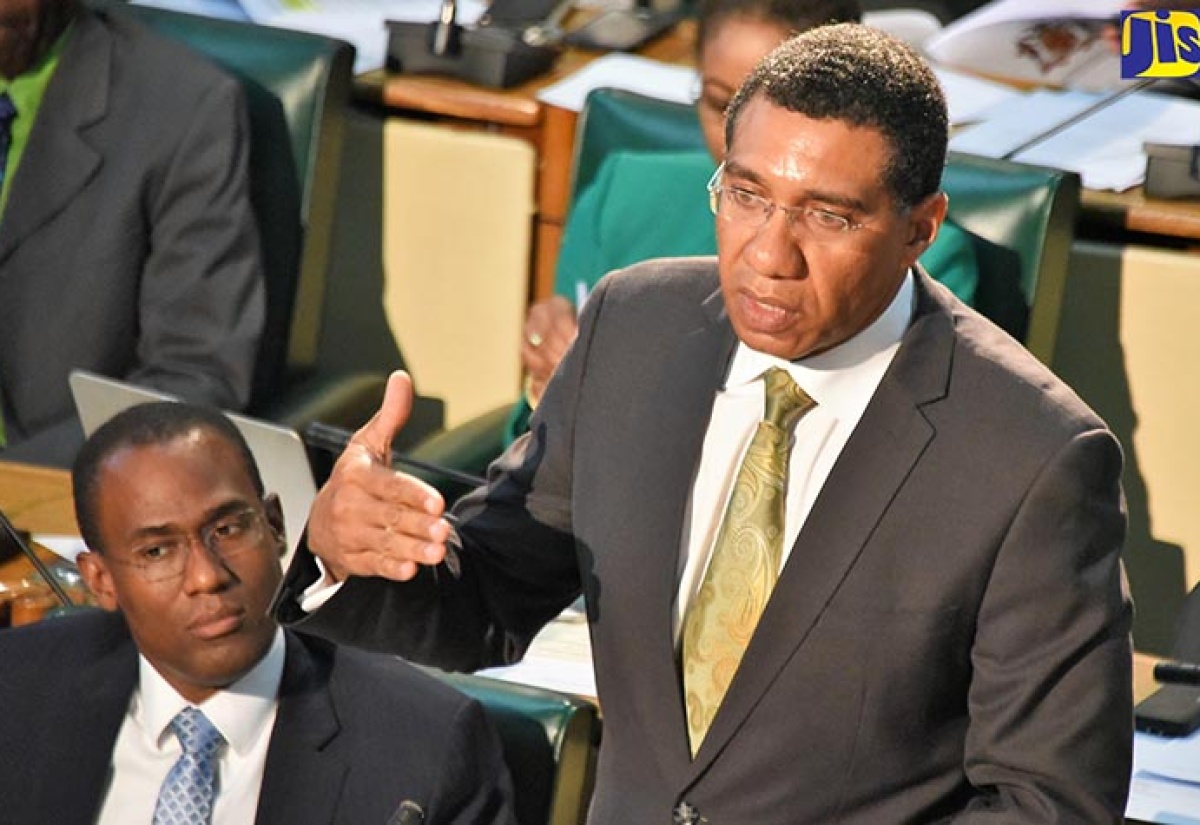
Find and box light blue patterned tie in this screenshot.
[153,707,224,825]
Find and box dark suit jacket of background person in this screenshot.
[277,259,1134,823]
[0,5,264,467]
[0,610,516,825]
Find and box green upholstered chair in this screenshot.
[939,152,1081,365]
[115,2,396,432]
[432,671,600,825]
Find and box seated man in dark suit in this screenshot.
[0,0,265,467]
[0,401,516,824]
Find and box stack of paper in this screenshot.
[535,52,698,112]
[477,608,598,699]
[1127,729,1200,822]
[949,87,1200,191]
[925,0,1126,92]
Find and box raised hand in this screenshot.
[305,371,452,583]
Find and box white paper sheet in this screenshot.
[130,0,250,19]
[1127,730,1200,823]
[476,609,598,699]
[949,88,1101,158]
[535,52,698,112]
[925,0,1126,92]
[33,535,88,564]
[934,65,1026,126]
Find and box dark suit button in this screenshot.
[673,801,702,824]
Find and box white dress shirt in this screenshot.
[97,630,285,825]
[671,272,914,642]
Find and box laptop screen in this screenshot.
[68,370,316,558]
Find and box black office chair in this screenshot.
[116,2,400,434]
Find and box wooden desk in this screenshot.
[0,461,76,582]
[356,20,697,301]
[1082,187,1200,247]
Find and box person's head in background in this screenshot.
[0,0,79,79]
[694,0,863,160]
[73,402,287,704]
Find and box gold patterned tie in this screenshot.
[682,367,815,755]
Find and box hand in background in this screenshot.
[521,295,578,407]
[305,371,451,583]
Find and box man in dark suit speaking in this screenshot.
[0,402,516,824]
[275,24,1133,824]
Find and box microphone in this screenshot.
[1154,659,1200,687]
[388,800,425,825]
[0,507,74,608]
[430,0,461,57]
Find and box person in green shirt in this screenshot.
[509,0,979,442]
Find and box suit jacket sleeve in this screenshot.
[2,67,263,466]
[425,698,521,825]
[955,427,1132,821]
[127,74,264,409]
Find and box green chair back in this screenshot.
[572,87,1081,363]
[940,152,1080,363]
[112,1,355,406]
[433,671,600,825]
[570,87,706,204]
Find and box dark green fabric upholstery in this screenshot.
[570,87,706,203]
[433,671,600,825]
[117,3,392,430]
[940,152,1080,363]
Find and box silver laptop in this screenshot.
[69,369,316,557]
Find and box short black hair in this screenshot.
[697,0,863,58]
[725,22,948,208]
[72,402,263,553]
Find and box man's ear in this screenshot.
[262,494,287,557]
[77,550,119,611]
[901,191,949,269]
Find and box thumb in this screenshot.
[353,370,413,463]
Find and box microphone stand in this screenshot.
[430,0,461,57]
[0,508,74,608]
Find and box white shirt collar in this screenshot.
[135,629,286,757]
[725,270,914,418]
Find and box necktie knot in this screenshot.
[0,93,16,126]
[762,367,814,432]
[171,707,223,758]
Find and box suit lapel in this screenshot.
[258,632,347,823]
[685,274,955,775]
[610,284,737,784]
[35,614,138,821]
[0,12,107,267]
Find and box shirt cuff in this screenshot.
[299,557,344,612]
